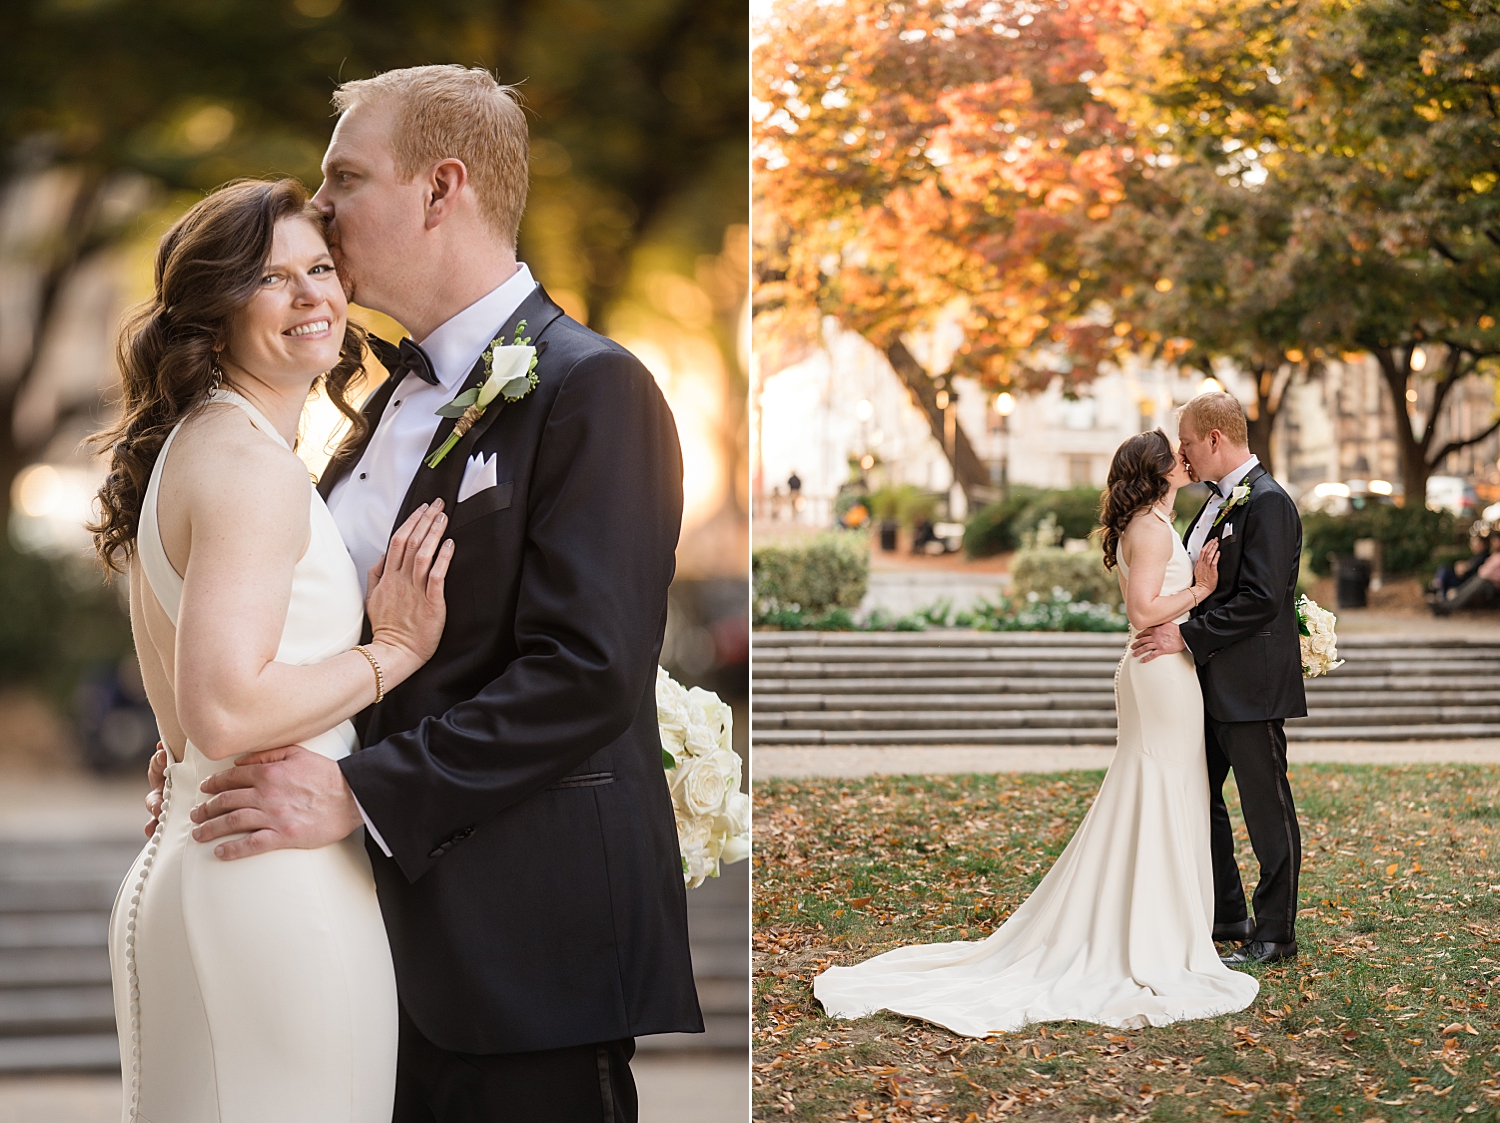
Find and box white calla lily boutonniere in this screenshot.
[1212,481,1252,528]
[425,321,540,469]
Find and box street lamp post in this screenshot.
[994,391,1016,500]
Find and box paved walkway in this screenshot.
[0,1056,749,1123]
[755,739,1500,778]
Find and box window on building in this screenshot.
[1069,456,1093,487]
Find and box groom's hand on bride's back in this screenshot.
[1132,622,1186,663]
[190,744,364,860]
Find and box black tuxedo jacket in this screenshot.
[1178,463,1308,724]
[319,285,703,1054]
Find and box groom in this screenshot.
[1132,391,1307,966]
[175,65,702,1120]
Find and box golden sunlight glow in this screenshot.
[1198,376,1225,394]
[15,465,64,518]
[994,391,1016,416]
[1368,479,1393,496]
[624,334,726,529]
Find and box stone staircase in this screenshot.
[0,833,746,1073]
[753,631,1500,746]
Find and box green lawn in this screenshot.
[753,766,1500,1121]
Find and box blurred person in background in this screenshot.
[1432,541,1500,616]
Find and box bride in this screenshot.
[89,179,452,1122]
[813,429,1259,1036]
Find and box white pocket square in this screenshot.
[457,452,498,504]
[1222,522,1233,538]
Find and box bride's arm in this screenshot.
[1122,516,1215,631]
[172,424,450,761]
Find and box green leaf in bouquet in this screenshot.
[662,747,677,770]
[434,388,480,417]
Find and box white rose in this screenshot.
[715,788,750,839]
[671,756,732,818]
[720,834,751,866]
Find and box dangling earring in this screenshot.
[210,354,225,392]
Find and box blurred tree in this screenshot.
[0,0,745,518]
[754,0,1145,498]
[1115,0,1500,498]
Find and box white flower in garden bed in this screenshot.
[657,667,750,888]
[1296,594,1344,678]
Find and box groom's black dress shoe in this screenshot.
[1220,940,1297,966]
[1212,919,1255,943]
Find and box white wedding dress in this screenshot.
[813,508,1259,1036]
[108,390,397,1122]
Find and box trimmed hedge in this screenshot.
[1302,505,1462,577]
[964,486,1105,558]
[752,533,869,620]
[963,487,1041,557]
[1008,546,1123,607]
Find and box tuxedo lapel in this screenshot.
[317,374,399,501]
[388,285,568,535]
[1203,462,1268,548]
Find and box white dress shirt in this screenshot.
[1185,454,1259,562]
[327,263,537,592]
[326,264,537,856]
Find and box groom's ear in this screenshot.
[424,158,470,229]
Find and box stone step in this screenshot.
[755,660,1127,679]
[0,1033,118,1073]
[753,674,1495,696]
[754,676,1116,695]
[752,722,1500,746]
[752,653,1500,680]
[753,630,1500,652]
[754,692,1118,712]
[754,705,1500,733]
[0,882,123,914]
[0,948,111,988]
[0,914,108,951]
[761,710,1117,732]
[753,689,1500,712]
[0,986,114,1037]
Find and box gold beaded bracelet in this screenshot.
[354,644,386,703]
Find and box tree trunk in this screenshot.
[884,338,990,499]
[1371,344,1431,504]
[1244,359,1294,476]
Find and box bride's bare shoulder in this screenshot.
[167,403,309,514]
[1119,506,1170,541]
[1118,507,1172,560]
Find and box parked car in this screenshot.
[1427,475,1479,518]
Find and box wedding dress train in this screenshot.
[108,390,397,1122]
[813,509,1258,1036]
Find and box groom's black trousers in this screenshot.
[1206,716,1302,945]
[393,1002,637,1123]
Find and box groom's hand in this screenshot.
[1131,622,1187,663]
[190,745,363,860]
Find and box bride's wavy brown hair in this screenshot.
[89,179,369,574]
[1099,429,1177,571]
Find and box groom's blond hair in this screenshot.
[333,65,529,246]
[1177,391,1249,448]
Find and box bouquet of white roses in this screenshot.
[657,667,750,888]
[1296,594,1344,678]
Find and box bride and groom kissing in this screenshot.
[816,392,1307,1036]
[89,65,699,1122]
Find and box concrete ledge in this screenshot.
[753,739,1500,778]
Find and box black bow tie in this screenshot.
[368,335,440,386]
[1205,481,1223,499]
